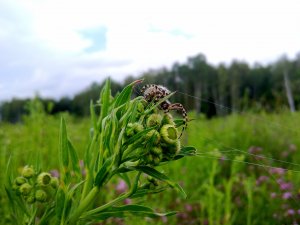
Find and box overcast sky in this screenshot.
[1,0,300,101]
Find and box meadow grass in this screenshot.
[1,108,300,224]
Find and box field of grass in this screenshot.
[1,106,300,224]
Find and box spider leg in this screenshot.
[166,103,188,138]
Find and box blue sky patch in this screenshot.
[81,27,107,53]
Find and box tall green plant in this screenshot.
[5,79,196,225]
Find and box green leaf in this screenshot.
[174,119,185,127]
[68,140,81,176]
[55,188,66,220]
[5,186,29,216]
[94,157,113,187]
[90,100,97,131]
[5,155,12,186]
[113,80,142,108]
[133,165,187,199]
[99,79,111,123]
[87,204,176,221]
[131,186,167,198]
[59,117,69,170]
[123,126,154,146]
[173,146,197,160]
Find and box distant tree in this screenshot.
[273,55,296,112]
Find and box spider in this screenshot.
[141,84,188,138]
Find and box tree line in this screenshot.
[1,53,300,123]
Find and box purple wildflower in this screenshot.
[282,192,293,200]
[161,216,168,223]
[269,168,285,176]
[49,169,60,178]
[270,192,277,199]
[248,146,263,154]
[256,175,269,185]
[280,182,293,191]
[184,204,193,212]
[116,180,127,193]
[286,209,295,216]
[124,198,132,205]
[79,160,84,168]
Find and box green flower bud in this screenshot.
[19,183,32,196]
[126,123,144,137]
[145,154,154,164]
[137,101,146,113]
[37,172,52,186]
[162,113,175,126]
[25,193,36,204]
[35,189,47,202]
[12,183,19,191]
[126,123,135,136]
[151,146,162,156]
[22,165,35,179]
[160,125,178,145]
[146,114,162,128]
[15,176,27,186]
[147,177,159,186]
[50,177,59,189]
[145,130,160,145]
[133,123,144,133]
[153,156,161,165]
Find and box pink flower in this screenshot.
[184,204,193,212]
[256,175,269,185]
[49,169,60,178]
[124,198,132,205]
[270,192,277,199]
[116,180,128,193]
[269,168,285,176]
[79,160,84,168]
[282,192,292,200]
[280,182,293,191]
[248,146,262,154]
[286,209,295,216]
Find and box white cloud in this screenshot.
[1,0,300,101]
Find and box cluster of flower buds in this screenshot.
[12,165,59,204]
[124,100,181,166]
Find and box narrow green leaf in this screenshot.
[113,80,142,108]
[123,126,154,146]
[87,204,176,221]
[55,188,66,220]
[174,119,185,127]
[5,186,30,216]
[5,155,12,185]
[94,157,113,187]
[133,165,187,199]
[131,187,167,198]
[172,146,197,160]
[59,117,69,169]
[68,140,81,176]
[99,79,111,124]
[90,100,97,131]
[180,146,197,154]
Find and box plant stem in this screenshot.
[82,192,131,218]
[82,172,141,218]
[68,186,99,224]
